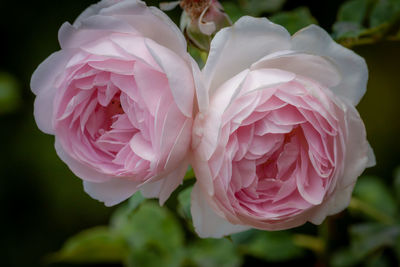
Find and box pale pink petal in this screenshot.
[55,140,112,182]
[203,16,291,97]
[292,25,368,105]
[83,179,140,207]
[140,160,188,205]
[145,39,194,117]
[252,51,341,88]
[191,184,250,238]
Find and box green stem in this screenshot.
[292,234,325,254]
[348,197,394,225]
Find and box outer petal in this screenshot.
[31,51,74,134]
[251,51,341,88]
[31,51,73,95]
[190,56,208,113]
[203,16,291,97]
[59,16,136,49]
[191,184,250,238]
[145,39,194,117]
[140,160,189,205]
[55,140,113,183]
[83,179,140,207]
[100,0,187,59]
[73,0,129,26]
[310,102,371,224]
[292,25,368,105]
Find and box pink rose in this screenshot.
[31,0,198,206]
[191,17,376,237]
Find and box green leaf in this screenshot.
[365,253,392,267]
[0,72,20,114]
[331,248,361,267]
[333,21,365,39]
[48,226,128,264]
[337,0,370,23]
[393,166,400,205]
[370,0,400,28]
[177,185,192,220]
[333,0,370,39]
[331,223,400,266]
[122,202,185,266]
[350,223,400,254]
[222,2,246,23]
[110,192,145,231]
[241,0,286,16]
[184,166,195,180]
[127,245,184,267]
[128,191,145,212]
[185,238,242,267]
[237,230,305,262]
[352,176,397,219]
[270,7,318,35]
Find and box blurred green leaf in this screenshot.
[333,21,365,39]
[394,166,400,204]
[122,202,185,267]
[331,248,360,267]
[177,185,192,220]
[337,0,370,23]
[270,7,318,34]
[333,0,400,45]
[241,0,286,16]
[110,192,144,231]
[127,245,184,267]
[128,191,145,212]
[184,166,195,180]
[352,176,397,219]
[333,0,369,39]
[350,223,400,254]
[0,72,20,114]
[370,0,400,27]
[221,2,246,23]
[231,229,258,244]
[365,253,392,267]
[332,223,400,266]
[185,238,242,267]
[48,226,128,264]
[293,234,325,254]
[238,230,305,262]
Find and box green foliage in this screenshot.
[177,185,192,220]
[332,169,400,266]
[370,0,400,27]
[48,227,129,263]
[333,0,400,46]
[240,0,286,16]
[332,223,400,266]
[394,166,400,205]
[222,0,286,22]
[185,238,242,267]
[269,7,318,34]
[232,230,305,262]
[352,176,397,220]
[221,2,246,23]
[0,72,20,114]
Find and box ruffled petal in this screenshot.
[191,184,249,238]
[203,16,291,97]
[292,25,368,105]
[83,179,140,207]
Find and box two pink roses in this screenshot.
[31,0,375,238]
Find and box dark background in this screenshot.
[0,0,399,266]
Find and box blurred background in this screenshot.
[1,0,400,266]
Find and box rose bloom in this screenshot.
[191,17,376,237]
[31,0,199,206]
